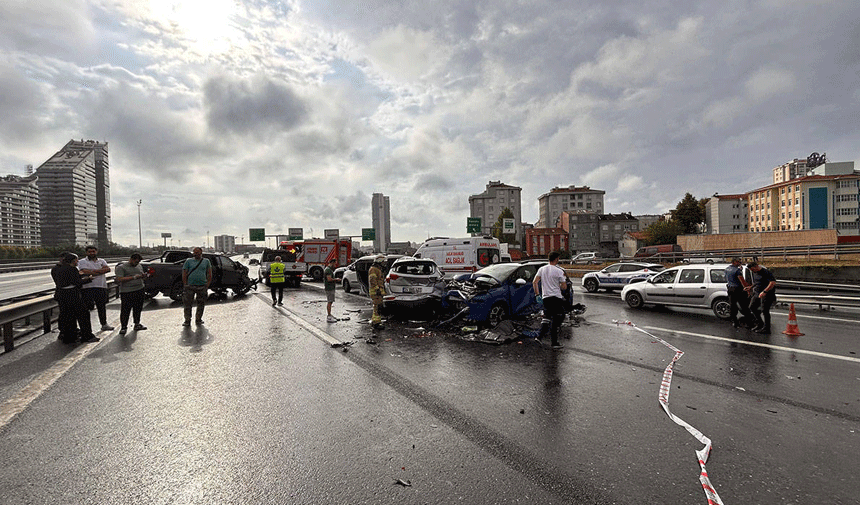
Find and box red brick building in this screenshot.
[525,228,568,257]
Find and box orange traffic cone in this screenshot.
[782,303,804,336]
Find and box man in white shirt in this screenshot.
[77,246,114,331]
[532,251,568,349]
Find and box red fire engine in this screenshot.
[278,238,352,282]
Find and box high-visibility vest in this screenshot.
[270,262,286,283]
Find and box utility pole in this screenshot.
[137,199,143,248]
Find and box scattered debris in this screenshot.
[394,479,412,487]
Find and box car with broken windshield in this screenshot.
[444,261,546,327]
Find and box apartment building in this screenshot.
[537,185,604,229]
[468,181,523,244]
[705,194,749,234]
[0,174,41,247]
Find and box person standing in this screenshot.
[367,255,385,338]
[725,257,753,328]
[324,258,338,322]
[51,252,98,344]
[269,255,286,306]
[746,261,777,334]
[533,251,568,350]
[182,247,212,326]
[114,253,148,335]
[78,246,114,331]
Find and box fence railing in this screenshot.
[1,281,120,352]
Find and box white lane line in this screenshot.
[595,321,860,364]
[0,340,101,429]
[259,293,342,347]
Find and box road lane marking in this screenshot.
[594,321,860,364]
[0,340,101,430]
[256,293,342,347]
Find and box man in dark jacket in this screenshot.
[746,261,777,334]
[51,252,98,344]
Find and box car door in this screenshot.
[645,268,679,304]
[672,267,708,306]
[597,263,624,288]
[215,256,240,287]
[509,264,539,316]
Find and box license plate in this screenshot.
[403,287,420,294]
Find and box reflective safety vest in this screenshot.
[270,262,286,284]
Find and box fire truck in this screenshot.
[278,238,353,282]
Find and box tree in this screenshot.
[643,220,684,246]
[491,207,519,245]
[671,193,705,234]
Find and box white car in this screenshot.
[571,252,602,264]
[581,262,664,292]
[620,263,733,319]
[341,263,359,293]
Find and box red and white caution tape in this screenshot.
[613,320,725,505]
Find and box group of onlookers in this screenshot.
[50,246,213,344]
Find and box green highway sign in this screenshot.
[288,228,303,241]
[362,228,376,241]
[503,218,515,233]
[249,228,265,242]
[467,217,482,233]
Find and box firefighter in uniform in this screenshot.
[269,256,286,306]
[368,255,385,336]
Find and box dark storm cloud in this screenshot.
[204,74,308,135]
[0,62,49,142]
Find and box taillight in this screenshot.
[387,273,399,281]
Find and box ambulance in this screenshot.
[413,236,501,277]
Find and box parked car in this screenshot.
[383,257,446,313]
[581,262,664,293]
[333,262,352,280]
[571,252,602,264]
[620,263,734,319]
[633,244,683,262]
[341,262,359,293]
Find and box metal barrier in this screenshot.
[1,281,119,352]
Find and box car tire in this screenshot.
[169,280,184,302]
[625,291,644,308]
[706,259,714,265]
[488,303,508,328]
[712,297,731,319]
[310,267,324,282]
[342,278,351,293]
[583,278,599,293]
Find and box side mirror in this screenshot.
[514,278,527,286]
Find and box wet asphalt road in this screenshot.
[0,278,858,504]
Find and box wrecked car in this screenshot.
[444,261,544,327]
[383,257,446,314]
[443,261,584,328]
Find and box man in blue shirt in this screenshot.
[182,247,212,326]
[725,257,753,328]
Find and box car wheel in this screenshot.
[625,291,644,308]
[169,281,184,302]
[342,278,351,293]
[712,297,731,319]
[706,259,714,265]
[488,303,508,327]
[583,278,599,293]
[310,267,324,282]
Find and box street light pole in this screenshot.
[137,199,142,249]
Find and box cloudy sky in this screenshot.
[2,0,858,248]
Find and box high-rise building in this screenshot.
[0,174,41,247]
[468,181,523,244]
[537,185,605,229]
[35,139,111,247]
[214,235,236,253]
[371,193,391,253]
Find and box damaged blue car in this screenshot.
[444,261,547,326]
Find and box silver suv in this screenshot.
[383,257,446,312]
[620,263,735,319]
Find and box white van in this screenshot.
[413,236,501,277]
